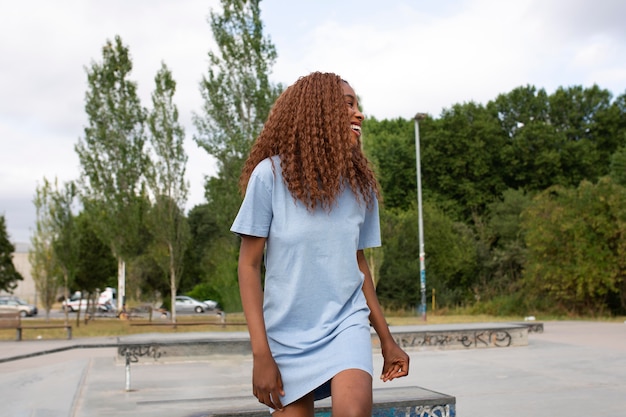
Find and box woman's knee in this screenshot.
[272,392,314,417]
[331,369,373,417]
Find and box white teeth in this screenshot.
[351,124,361,132]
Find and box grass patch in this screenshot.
[385,313,526,326]
[0,313,248,341]
[3,311,624,341]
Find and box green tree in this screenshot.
[366,83,626,315]
[469,188,532,314]
[75,35,149,312]
[146,62,190,322]
[422,102,507,219]
[47,179,80,323]
[127,249,166,306]
[47,180,81,322]
[192,0,282,311]
[492,85,551,138]
[377,202,478,310]
[613,91,626,142]
[0,215,23,293]
[362,117,417,210]
[72,210,118,325]
[610,146,626,186]
[592,90,626,168]
[29,179,61,318]
[183,204,220,292]
[490,86,566,191]
[548,85,614,185]
[521,178,626,314]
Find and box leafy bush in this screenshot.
[187,282,222,309]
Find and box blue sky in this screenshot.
[1,0,626,243]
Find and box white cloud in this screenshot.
[269,0,540,118]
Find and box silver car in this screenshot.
[174,296,210,314]
[0,296,38,317]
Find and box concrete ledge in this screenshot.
[0,322,540,364]
[114,323,530,363]
[512,321,544,333]
[194,386,455,417]
[116,331,251,364]
[376,322,529,352]
[117,323,529,363]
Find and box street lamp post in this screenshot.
[414,113,427,321]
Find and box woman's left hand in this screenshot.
[380,342,410,382]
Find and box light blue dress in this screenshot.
[231,156,381,407]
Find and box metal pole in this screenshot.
[125,350,131,391]
[414,113,427,321]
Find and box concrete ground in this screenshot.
[1,321,625,417]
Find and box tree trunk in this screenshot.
[118,257,126,315]
[169,242,177,324]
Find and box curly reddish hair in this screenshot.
[240,72,380,211]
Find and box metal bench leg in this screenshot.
[125,350,131,391]
[16,328,22,341]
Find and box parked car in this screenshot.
[0,296,37,317]
[174,296,211,313]
[62,296,93,312]
[203,299,219,310]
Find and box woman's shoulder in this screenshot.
[251,155,281,182]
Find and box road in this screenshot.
[24,309,219,320]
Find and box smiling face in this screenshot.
[342,82,364,146]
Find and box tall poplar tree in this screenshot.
[75,35,149,312]
[30,179,61,318]
[193,0,282,310]
[146,62,190,323]
[50,180,78,323]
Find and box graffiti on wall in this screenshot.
[394,330,513,349]
[118,344,164,362]
[319,404,455,417]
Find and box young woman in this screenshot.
[231,72,410,416]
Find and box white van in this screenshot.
[98,287,117,312]
[62,287,117,312]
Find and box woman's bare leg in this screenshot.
[331,369,373,417]
[272,392,315,417]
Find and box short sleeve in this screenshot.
[230,160,274,237]
[358,196,381,249]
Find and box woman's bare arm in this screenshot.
[357,249,410,381]
[238,235,284,410]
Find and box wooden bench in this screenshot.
[128,321,228,327]
[0,312,22,341]
[0,311,72,341]
[128,317,244,329]
[127,310,237,328]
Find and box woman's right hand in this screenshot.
[252,352,285,411]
